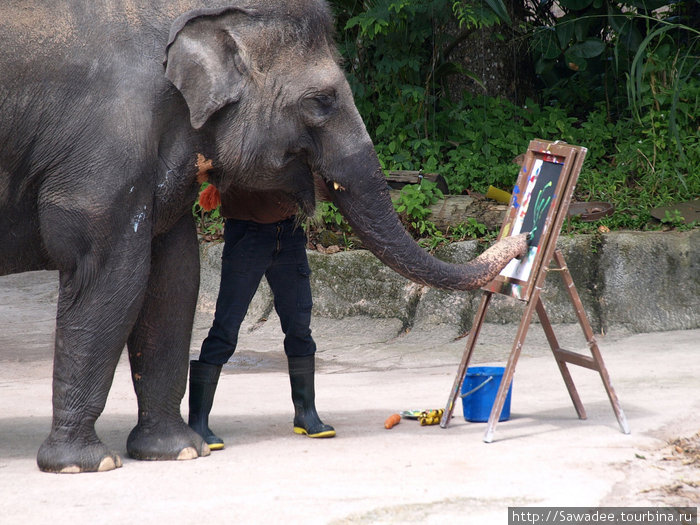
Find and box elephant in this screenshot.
[0,0,527,473]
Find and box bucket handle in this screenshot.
[459,376,493,398]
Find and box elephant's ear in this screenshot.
[164,7,252,129]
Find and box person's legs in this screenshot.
[199,221,269,366]
[189,220,272,449]
[266,220,335,438]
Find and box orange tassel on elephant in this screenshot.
[198,184,221,212]
[195,153,220,211]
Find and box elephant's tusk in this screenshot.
[333,181,346,191]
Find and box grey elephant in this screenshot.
[0,0,527,473]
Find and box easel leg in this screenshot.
[440,292,493,428]
[552,251,630,434]
[535,298,587,420]
[483,292,540,443]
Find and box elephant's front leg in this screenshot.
[126,215,209,461]
[37,243,151,473]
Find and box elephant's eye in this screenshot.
[301,91,337,125]
[314,94,334,107]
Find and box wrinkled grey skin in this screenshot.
[0,0,527,473]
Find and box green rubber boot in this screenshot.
[288,355,336,438]
[188,360,225,450]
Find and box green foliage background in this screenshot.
[325,0,699,238]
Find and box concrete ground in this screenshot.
[1,270,699,524]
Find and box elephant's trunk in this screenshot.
[325,151,528,291]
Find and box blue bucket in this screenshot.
[460,366,513,422]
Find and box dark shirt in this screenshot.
[220,188,298,224]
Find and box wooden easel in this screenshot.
[440,140,630,442]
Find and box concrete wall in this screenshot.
[198,230,699,335]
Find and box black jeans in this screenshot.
[199,218,316,365]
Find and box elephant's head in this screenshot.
[164,0,527,291]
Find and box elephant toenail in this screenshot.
[176,447,198,460]
[98,456,118,472]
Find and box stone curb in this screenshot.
[198,230,699,335]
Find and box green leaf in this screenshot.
[569,39,606,58]
[535,28,562,59]
[556,18,575,48]
[344,15,362,30]
[483,0,512,25]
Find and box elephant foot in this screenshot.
[126,418,211,461]
[37,435,123,473]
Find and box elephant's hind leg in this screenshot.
[126,215,209,461]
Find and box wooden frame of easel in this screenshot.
[439,139,630,442]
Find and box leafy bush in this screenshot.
[329,0,698,239]
[522,0,700,118]
[393,179,444,237]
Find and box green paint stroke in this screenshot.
[530,181,553,238]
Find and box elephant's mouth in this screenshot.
[308,173,350,217]
[293,188,317,218]
[290,175,347,219]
